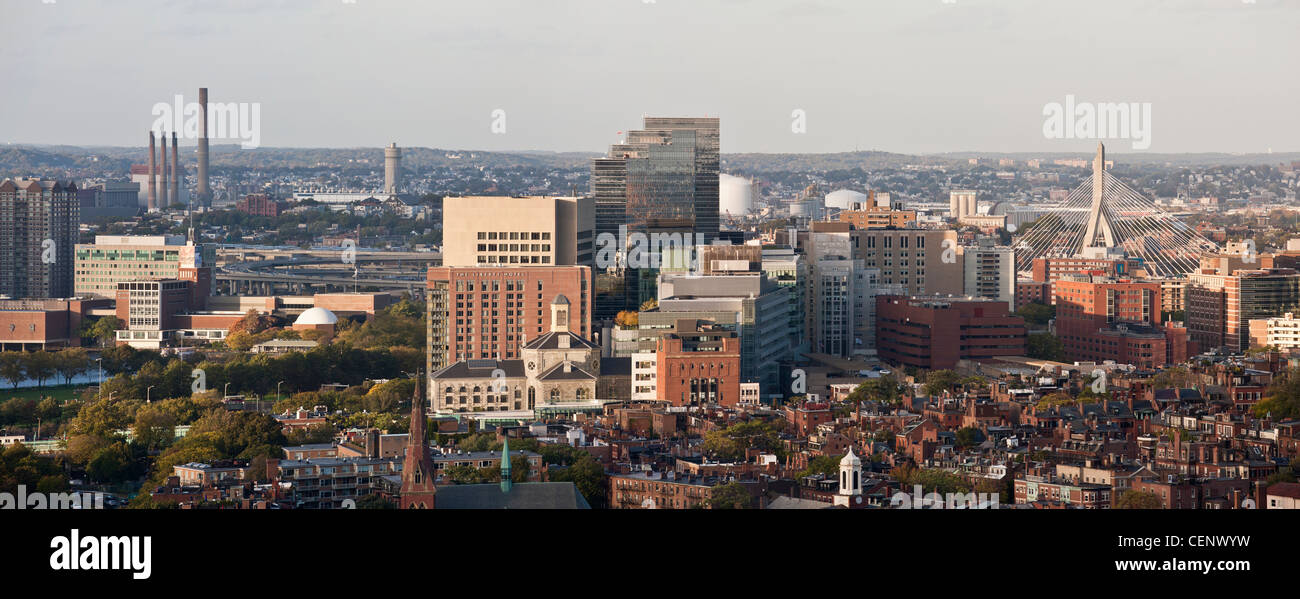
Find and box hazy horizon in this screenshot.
[3,0,1297,154]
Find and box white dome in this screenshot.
[295,307,339,326]
[840,447,862,467]
[719,174,753,215]
[825,189,867,210]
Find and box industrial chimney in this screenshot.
[147,131,157,213]
[196,87,210,205]
[170,131,180,206]
[384,142,401,194]
[160,132,170,209]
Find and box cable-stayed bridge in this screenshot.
[1013,143,1218,278]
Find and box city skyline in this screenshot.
[2,0,1297,154]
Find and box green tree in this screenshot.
[706,482,752,509]
[55,348,90,385]
[87,316,124,347]
[1253,367,1300,420]
[1015,302,1055,327]
[0,352,26,389]
[848,376,901,405]
[1026,332,1066,361]
[923,370,961,397]
[955,426,985,448]
[798,455,841,478]
[23,351,58,389]
[549,454,607,508]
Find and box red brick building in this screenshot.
[426,265,592,371]
[655,320,741,407]
[1031,257,1136,304]
[1054,274,1190,368]
[236,194,283,217]
[875,296,1027,370]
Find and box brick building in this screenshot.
[655,319,742,407]
[875,296,1027,370]
[1053,275,1190,368]
[425,265,592,373]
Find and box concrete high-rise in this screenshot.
[0,178,78,299]
[963,238,1017,310]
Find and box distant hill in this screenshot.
[3,144,1296,178]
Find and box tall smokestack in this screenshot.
[170,131,180,206]
[160,133,170,209]
[147,131,157,213]
[197,87,210,205]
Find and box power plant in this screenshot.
[147,131,157,212]
[196,87,211,205]
[159,131,169,210]
[170,131,180,207]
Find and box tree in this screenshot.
[848,376,900,405]
[86,316,124,348]
[132,405,177,451]
[1026,332,1066,361]
[1015,302,1055,327]
[55,348,90,386]
[638,299,658,312]
[955,426,985,448]
[0,352,25,389]
[798,455,841,478]
[229,309,277,336]
[706,482,752,509]
[923,370,961,397]
[23,352,58,389]
[1253,367,1300,420]
[355,494,396,509]
[1150,366,1197,390]
[1115,489,1162,509]
[614,310,639,329]
[549,454,607,508]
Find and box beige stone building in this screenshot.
[430,297,599,414]
[441,196,594,268]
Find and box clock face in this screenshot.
[855,496,863,505]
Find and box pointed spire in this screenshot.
[500,436,513,494]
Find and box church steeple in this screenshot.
[500,437,514,494]
[399,371,437,509]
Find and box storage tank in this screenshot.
[719,174,753,216]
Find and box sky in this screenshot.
[2,0,1297,155]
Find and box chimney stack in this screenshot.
[196,87,210,206]
[147,131,157,212]
[170,131,180,206]
[160,132,170,209]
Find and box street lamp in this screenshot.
[146,385,155,404]
[35,417,40,442]
[224,382,231,399]
[95,358,103,398]
[277,380,284,404]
